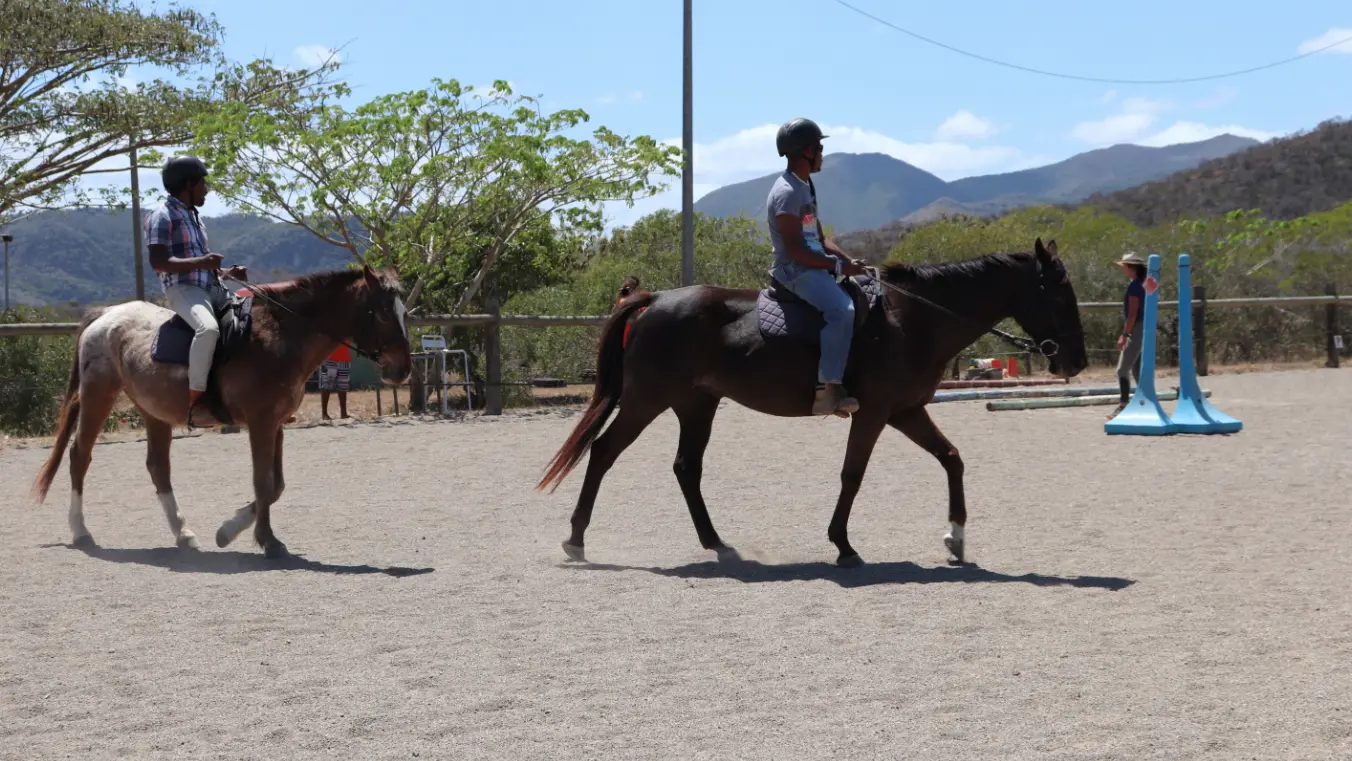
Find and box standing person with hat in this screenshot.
[1110,252,1148,417]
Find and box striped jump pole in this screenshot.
[1105,253,1178,435]
[1168,254,1242,434]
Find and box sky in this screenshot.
[88,0,1352,229]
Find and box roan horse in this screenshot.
[538,238,1088,567]
[31,266,413,558]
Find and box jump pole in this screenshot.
[1105,253,1177,435]
[1168,253,1242,434]
[937,378,1068,389]
[933,385,1126,403]
[989,389,1210,411]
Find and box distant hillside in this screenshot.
[0,209,352,306]
[693,134,1260,233]
[1085,117,1352,226]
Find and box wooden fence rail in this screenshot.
[2,291,1343,414]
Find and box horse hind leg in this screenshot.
[66,386,121,548]
[671,394,736,559]
[143,416,199,549]
[563,400,666,562]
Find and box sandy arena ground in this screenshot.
[2,368,1351,760]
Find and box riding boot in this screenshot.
[1118,377,1131,404]
[813,384,860,416]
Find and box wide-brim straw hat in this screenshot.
[1114,252,1147,266]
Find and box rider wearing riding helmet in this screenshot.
[766,118,868,417]
[144,155,246,426]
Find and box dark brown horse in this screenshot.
[31,266,413,558]
[538,238,1087,567]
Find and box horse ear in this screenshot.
[1046,239,1059,257]
[1034,237,1047,256]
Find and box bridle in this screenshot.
[863,256,1074,359]
[225,275,400,363]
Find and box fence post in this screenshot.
[951,355,960,380]
[1327,283,1340,369]
[1194,285,1208,377]
[484,291,503,416]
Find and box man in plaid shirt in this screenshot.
[144,155,247,426]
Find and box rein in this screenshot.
[862,265,1061,358]
[225,275,384,362]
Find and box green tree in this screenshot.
[1,0,337,223]
[193,77,681,314]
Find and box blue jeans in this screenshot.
[771,259,854,384]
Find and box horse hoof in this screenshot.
[944,536,965,563]
[177,533,201,550]
[215,527,234,548]
[837,552,865,568]
[263,540,289,559]
[714,546,743,563]
[561,541,586,562]
[71,534,96,549]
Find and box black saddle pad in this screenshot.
[756,275,880,344]
[151,294,253,366]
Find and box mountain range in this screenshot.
[693,134,1261,233]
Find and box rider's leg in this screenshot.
[164,284,220,415]
[780,265,858,415]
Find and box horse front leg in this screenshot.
[215,428,286,552]
[889,407,966,563]
[827,413,889,567]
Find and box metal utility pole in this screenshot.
[130,143,146,301]
[680,0,694,287]
[2,233,11,311]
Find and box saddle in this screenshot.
[149,292,255,426]
[756,274,881,344]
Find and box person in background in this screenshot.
[319,343,352,420]
[1109,252,1148,418]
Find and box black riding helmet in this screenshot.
[161,155,209,194]
[776,118,827,158]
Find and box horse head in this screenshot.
[351,265,413,385]
[1008,238,1088,379]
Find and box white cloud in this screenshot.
[1140,122,1282,147]
[1071,94,1277,148]
[935,110,1000,141]
[1297,28,1352,55]
[596,93,616,105]
[1070,96,1169,145]
[1071,113,1157,145]
[596,90,643,105]
[294,45,342,68]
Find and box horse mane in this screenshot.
[880,251,1035,285]
[254,268,373,314]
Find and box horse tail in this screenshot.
[31,309,100,504]
[536,292,654,493]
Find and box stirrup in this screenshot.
[187,399,220,430]
[813,385,859,417]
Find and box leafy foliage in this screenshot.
[193,77,681,314]
[1,0,338,223]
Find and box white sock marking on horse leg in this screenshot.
[948,523,965,543]
[157,492,194,542]
[216,504,255,547]
[69,492,90,542]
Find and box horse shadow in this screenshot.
[47,542,435,578]
[563,556,1135,591]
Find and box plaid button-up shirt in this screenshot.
[144,196,219,293]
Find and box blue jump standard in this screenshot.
[1168,254,1242,434]
[1105,254,1177,435]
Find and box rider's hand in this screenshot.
[841,258,868,277]
[1117,334,1128,351]
[199,252,224,270]
[223,265,248,280]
